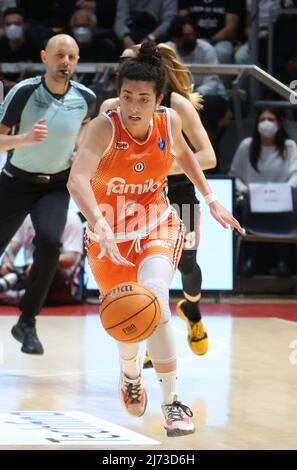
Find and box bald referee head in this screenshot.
[41,34,80,85]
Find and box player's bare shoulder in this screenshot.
[170,92,193,116]
[100,97,120,114]
[168,107,183,135]
[170,91,187,108]
[83,113,113,153]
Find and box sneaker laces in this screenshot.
[164,401,193,421]
[191,321,206,340]
[123,378,142,404]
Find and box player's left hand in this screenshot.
[209,201,245,234]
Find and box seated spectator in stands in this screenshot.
[75,0,119,30]
[114,0,177,50]
[0,210,84,305]
[0,7,41,61]
[178,0,240,64]
[166,14,229,167]
[69,8,118,61]
[0,7,42,92]
[229,108,297,276]
[234,0,281,68]
[230,109,297,193]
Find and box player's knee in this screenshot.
[140,279,171,324]
[178,250,197,275]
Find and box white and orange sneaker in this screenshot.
[119,372,147,417]
[162,393,195,437]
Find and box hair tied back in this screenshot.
[137,41,162,67]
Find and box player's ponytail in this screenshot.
[137,41,162,67]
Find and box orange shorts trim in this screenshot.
[85,212,185,295]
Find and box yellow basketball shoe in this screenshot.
[176,300,208,355]
[143,351,153,369]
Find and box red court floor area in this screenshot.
[1,301,297,322]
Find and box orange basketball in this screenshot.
[99,282,161,342]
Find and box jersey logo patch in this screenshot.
[115,141,129,150]
[158,137,166,150]
[134,162,145,173]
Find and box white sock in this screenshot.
[156,370,178,404]
[120,354,141,380]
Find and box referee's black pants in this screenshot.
[0,171,69,319]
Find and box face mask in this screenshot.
[257,120,279,138]
[73,26,92,45]
[5,24,23,41]
[180,38,196,55]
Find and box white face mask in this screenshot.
[5,24,23,41]
[73,26,92,45]
[257,119,279,138]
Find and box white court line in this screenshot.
[271,317,297,326]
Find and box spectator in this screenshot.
[0,7,41,61]
[229,108,297,276]
[234,0,281,67]
[166,15,229,166]
[0,210,84,305]
[114,0,177,50]
[178,0,240,64]
[230,109,297,193]
[0,7,42,92]
[69,8,118,61]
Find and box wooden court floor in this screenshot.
[0,301,297,450]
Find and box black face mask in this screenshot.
[180,38,196,54]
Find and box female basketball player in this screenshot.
[101,44,217,364]
[67,42,243,437]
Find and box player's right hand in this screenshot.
[94,218,134,267]
[24,118,48,145]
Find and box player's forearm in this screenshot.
[193,149,216,170]
[0,133,30,152]
[176,149,213,197]
[170,149,216,175]
[67,174,104,228]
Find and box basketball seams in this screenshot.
[104,296,157,330]
[116,298,158,342]
[100,292,155,316]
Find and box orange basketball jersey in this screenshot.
[89,106,176,239]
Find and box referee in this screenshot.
[0,34,97,354]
